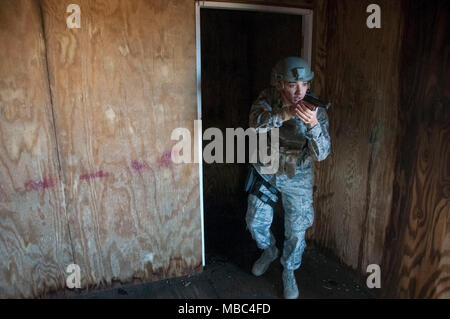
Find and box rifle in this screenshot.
[301,91,332,111]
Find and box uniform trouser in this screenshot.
[245,165,314,271]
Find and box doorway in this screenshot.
[196,2,313,267]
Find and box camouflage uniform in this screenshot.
[246,87,331,271]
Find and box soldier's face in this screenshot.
[279,81,310,104]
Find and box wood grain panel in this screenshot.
[0,0,72,297]
[382,0,449,298]
[309,0,327,97]
[309,0,401,271]
[41,0,201,288]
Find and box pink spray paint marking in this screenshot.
[80,170,109,181]
[157,150,174,169]
[131,160,150,172]
[25,178,55,191]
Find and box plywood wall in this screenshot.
[381,0,449,298]
[40,0,202,288]
[0,0,73,298]
[0,0,202,297]
[309,0,402,274]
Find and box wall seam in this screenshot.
[37,0,77,267]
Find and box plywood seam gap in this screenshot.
[358,142,375,272]
[38,0,76,265]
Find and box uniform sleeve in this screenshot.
[305,108,331,162]
[249,89,292,132]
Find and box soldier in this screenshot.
[245,57,331,299]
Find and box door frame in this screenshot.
[195,1,314,267]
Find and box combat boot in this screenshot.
[251,245,279,277]
[282,269,299,299]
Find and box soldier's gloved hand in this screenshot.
[296,102,319,129]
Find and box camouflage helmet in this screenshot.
[270,57,314,85]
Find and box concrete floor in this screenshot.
[62,246,376,299]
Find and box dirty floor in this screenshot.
[58,246,376,299]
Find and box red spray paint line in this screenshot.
[80,170,109,181]
[158,150,173,168]
[131,160,150,172]
[25,178,55,191]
